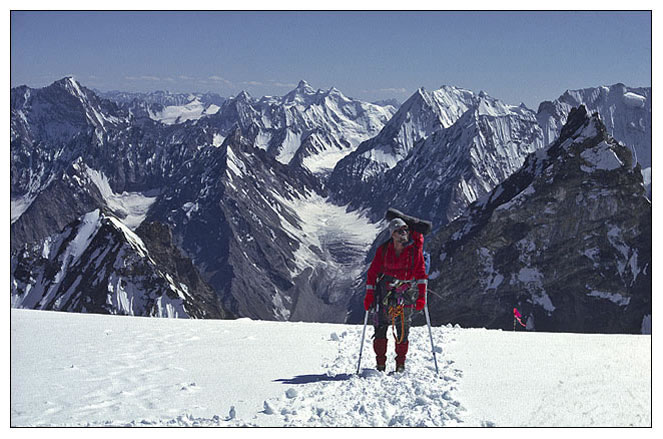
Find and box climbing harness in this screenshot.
[381,278,416,344]
[388,303,406,343]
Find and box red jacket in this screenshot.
[366,230,428,298]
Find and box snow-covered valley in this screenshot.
[10,309,651,427]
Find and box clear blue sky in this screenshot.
[10,11,651,109]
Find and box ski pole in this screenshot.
[356,310,369,375]
[424,301,439,375]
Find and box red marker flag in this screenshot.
[513,308,526,327]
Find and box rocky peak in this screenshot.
[57,76,86,96]
[536,83,651,180]
[325,86,345,99]
[402,87,430,110]
[368,92,543,231]
[11,210,231,319]
[296,79,313,90]
[282,80,318,104]
[425,105,650,333]
[328,85,488,212]
[235,90,252,102]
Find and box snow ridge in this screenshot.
[11,210,205,318]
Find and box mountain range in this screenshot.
[10,77,651,332]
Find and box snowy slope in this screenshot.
[10,309,651,427]
[83,165,158,229]
[329,85,476,196]
[372,93,543,228]
[148,97,221,125]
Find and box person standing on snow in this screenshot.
[363,217,428,373]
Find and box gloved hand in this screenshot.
[415,288,426,311]
[364,290,375,311]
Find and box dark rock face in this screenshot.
[537,84,651,196]
[135,221,233,319]
[425,106,651,334]
[11,210,230,319]
[11,162,102,253]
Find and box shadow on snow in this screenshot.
[273,373,354,384]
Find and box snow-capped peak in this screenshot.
[283,80,318,103]
[475,92,521,117]
[205,80,396,171]
[51,76,82,94]
[296,79,314,90]
[62,76,85,96]
[328,84,481,193]
[536,83,651,175]
[325,86,346,100]
[54,208,148,262]
[235,90,252,101]
[23,77,125,133]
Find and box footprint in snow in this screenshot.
[179,382,200,392]
[263,401,276,415]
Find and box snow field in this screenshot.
[84,167,159,230]
[10,309,651,427]
[11,310,340,426]
[446,329,651,427]
[150,98,220,125]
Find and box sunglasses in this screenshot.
[395,228,409,236]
